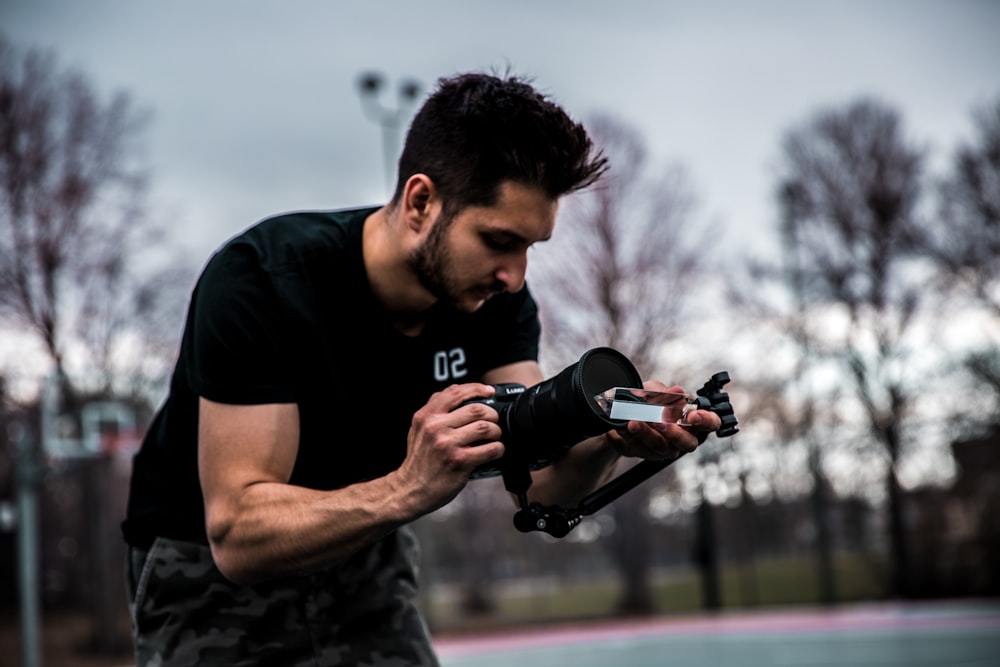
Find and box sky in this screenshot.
[3,0,999,269]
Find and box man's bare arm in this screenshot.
[198,385,505,584]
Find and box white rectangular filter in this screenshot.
[593,387,694,424]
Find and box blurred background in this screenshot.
[0,1,998,665]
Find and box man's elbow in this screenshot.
[204,510,255,585]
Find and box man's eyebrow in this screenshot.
[482,226,551,244]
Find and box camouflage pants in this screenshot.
[125,527,439,666]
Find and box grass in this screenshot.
[427,551,888,632]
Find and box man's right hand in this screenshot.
[391,383,506,514]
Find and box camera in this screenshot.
[460,346,739,537]
[466,346,643,479]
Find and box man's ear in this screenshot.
[401,174,438,232]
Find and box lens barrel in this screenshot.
[471,347,642,478]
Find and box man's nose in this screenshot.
[495,252,527,293]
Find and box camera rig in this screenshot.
[504,371,739,538]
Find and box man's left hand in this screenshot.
[605,380,721,460]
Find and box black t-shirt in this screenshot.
[121,206,540,548]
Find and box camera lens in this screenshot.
[574,347,644,420]
[471,347,642,478]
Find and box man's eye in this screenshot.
[484,235,518,251]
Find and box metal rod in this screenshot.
[15,422,41,667]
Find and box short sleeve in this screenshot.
[183,243,297,405]
[483,285,541,371]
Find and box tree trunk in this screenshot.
[886,431,912,598]
[694,495,721,610]
[609,487,655,615]
[810,449,837,605]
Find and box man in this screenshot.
[121,70,721,666]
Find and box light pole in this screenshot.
[12,422,41,667]
[356,71,422,196]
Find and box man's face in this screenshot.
[409,181,557,312]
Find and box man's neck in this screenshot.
[362,206,436,335]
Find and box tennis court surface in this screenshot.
[434,600,1000,667]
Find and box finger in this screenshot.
[449,400,499,427]
[611,422,689,460]
[682,409,722,431]
[642,381,686,395]
[446,420,505,471]
[452,417,502,447]
[459,440,505,469]
[644,420,705,454]
[428,383,496,411]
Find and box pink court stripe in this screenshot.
[433,604,1000,657]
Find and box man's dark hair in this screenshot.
[392,71,608,214]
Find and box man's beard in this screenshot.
[408,217,502,311]
[408,216,464,307]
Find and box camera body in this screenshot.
[465,382,557,478]
[466,347,643,479]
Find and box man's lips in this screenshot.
[475,284,505,300]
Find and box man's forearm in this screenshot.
[525,434,621,507]
[206,472,417,585]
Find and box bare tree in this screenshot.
[774,97,929,598]
[928,95,1000,435]
[530,113,711,614]
[0,35,193,658]
[533,114,706,372]
[931,95,1000,317]
[0,34,188,403]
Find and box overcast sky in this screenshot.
[3,0,999,266]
